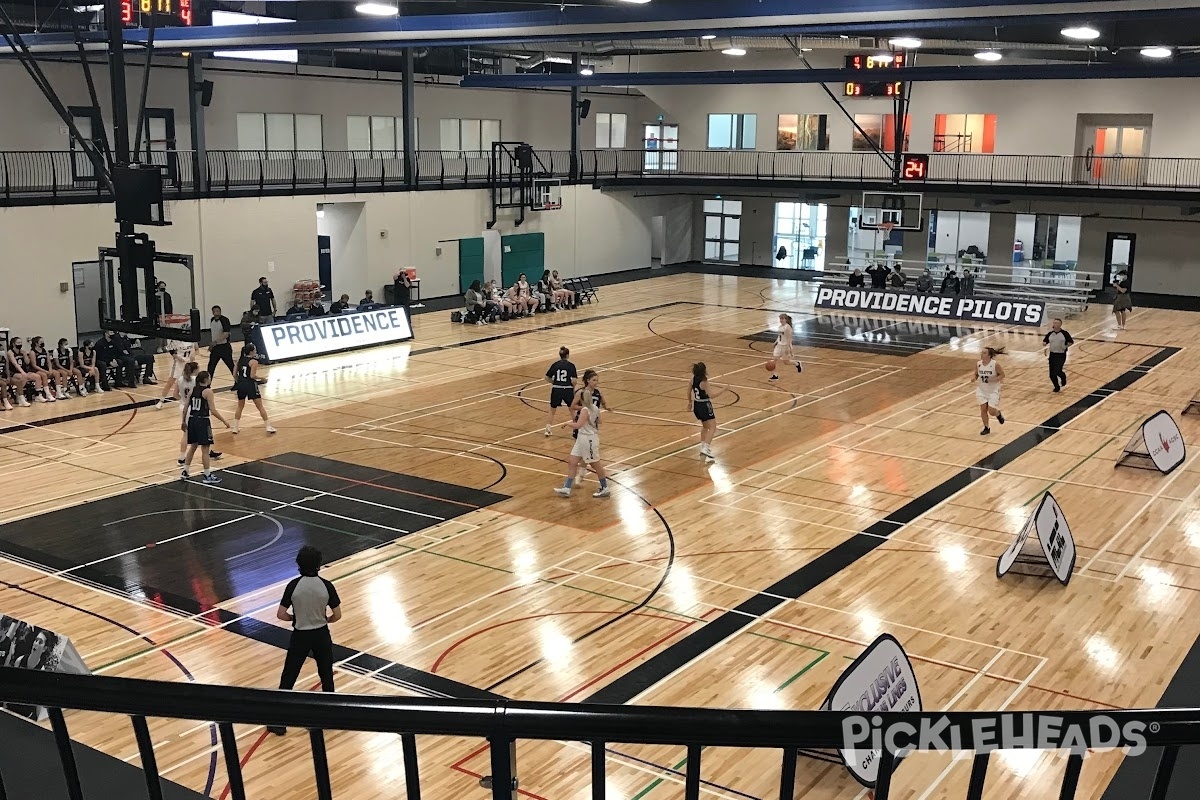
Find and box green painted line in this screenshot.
[1019,417,1142,507]
[776,651,829,693]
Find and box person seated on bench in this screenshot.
[97,330,138,389]
[308,298,326,316]
[330,294,351,314]
[550,270,576,309]
[506,282,534,317]
[76,339,108,392]
[286,299,307,316]
[119,333,156,385]
[8,337,50,404]
[358,290,376,308]
[849,268,865,288]
[915,269,934,293]
[535,271,556,313]
[465,281,488,325]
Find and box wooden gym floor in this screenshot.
[2,272,1199,800]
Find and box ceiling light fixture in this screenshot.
[617,0,652,4]
[889,37,922,48]
[355,2,398,15]
[701,34,717,40]
[974,50,1003,61]
[722,47,747,56]
[839,35,850,40]
[1140,46,1172,58]
[580,66,595,76]
[1060,25,1100,40]
[73,4,104,11]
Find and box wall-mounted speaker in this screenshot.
[578,98,592,120]
[196,80,214,107]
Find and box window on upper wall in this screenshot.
[596,112,627,149]
[440,118,501,157]
[237,112,323,157]
[776,114,829,151]
[852,114,909,152]
[707,113,757,150]
[347,116,418,156]
[933,114,997,153]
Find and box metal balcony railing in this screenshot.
[4,148,1200,202]
[0,667,1191,800]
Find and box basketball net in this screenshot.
[162,314,194,356]
[880,222,895,235]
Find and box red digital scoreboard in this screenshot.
[844,53,905,97]
[900,153,929,182]
[122,0,192,26]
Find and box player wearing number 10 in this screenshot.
[544,347,578,436]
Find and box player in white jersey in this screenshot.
[156,339,196,410]
[975,346,1007,436]
[768,313,804,381]
[554,370,611,498]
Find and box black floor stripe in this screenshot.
[584,345,1182,705]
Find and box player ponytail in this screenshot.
[559,346,569,360]
[985,346,1007,358]
[780,313,793,328]
[692,362,708,382]
[183,361,200,379]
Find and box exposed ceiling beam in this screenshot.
[461,61,1200,88]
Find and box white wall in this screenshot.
[320,202,368,300]
[0,185,687,341]
[1056,216,1082,263]
[0,58,660,154]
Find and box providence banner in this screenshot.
[815,286,1046,327]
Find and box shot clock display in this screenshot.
[900,153,930,182]
[121,0,193,27]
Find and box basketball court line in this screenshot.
[220,468,454,524]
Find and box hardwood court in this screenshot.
[2,273,1200,800]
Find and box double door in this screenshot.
[643,124,679,171]
[1082,125,1147,185]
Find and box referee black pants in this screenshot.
[1048,352,1068,389]
[278,626,335,693]
[207,343,235,380]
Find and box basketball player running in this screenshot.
[544,347,577,436]
[769,313,804,381]
[689,362,725,462]
[181,371,231,484]
[975,346,1007,436]
[176,362,202,465]
[232,343,276,434]
[54,339,87,397]
[156,338,195,410]
[555,369,610,498]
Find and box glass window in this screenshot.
[481,119,501,153]
[596,112,628,149]
[708,114,734,149]
[347,116,371,151]
[934,113,997,153]
[704,197,742,264]
[708,114,755,149]
[236,112,266,151]
[777,114,828,151]
[266,113,295,152]
[294,114,322,152]
[461,119,482,155]
[371,116,396,153]
[440,118,461,152]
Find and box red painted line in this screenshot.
[261,459,482,509]
[430,609,685,673]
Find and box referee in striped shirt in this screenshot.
[1043,318,1074,393]
[268,546,342,736]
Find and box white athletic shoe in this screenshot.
[231,420,239,434]
[544,426,552,437]
[78,387,88,396]
[2,401,11,411]
[592,486,610,498]
[18,397,30,407]
[35,394,47,403]
[554,487,571,497]
[266,424,277,434]
[155,399,165,410]
[56,390,68,401]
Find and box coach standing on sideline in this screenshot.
[1043,318,1074,393]
[268,546,342,736]
[252,277,277,324]
[207,306,236,382]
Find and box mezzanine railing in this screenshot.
[0,668,1191,800]
[4,148,1200,202]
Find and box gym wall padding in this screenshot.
[500,232,545,287]
[458,237,485,294]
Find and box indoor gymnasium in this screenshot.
[2,1,1200,800]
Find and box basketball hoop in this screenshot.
[162,313,194,355]
[880,222,896,234]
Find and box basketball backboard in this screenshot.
[859,191,924,231]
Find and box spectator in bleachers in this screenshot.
[358,290,375,307]
[915,269,934,293]
[241,307,259,343]
[961,268,976,296]
[330,294,351,314]
[889,265,907,289]
[252,277,277,324]
[286,299,307,316]
[308,298,326,316]
[97,330,138,389]
[940,269,960,295]
[866,263,889,289]
[849,268,865,288]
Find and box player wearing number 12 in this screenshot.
[544,347,578,436]
[975,346,1007,436]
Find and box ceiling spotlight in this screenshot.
[580,66,595,76]
[1061,26,1100,40]
[889,37,922,48]
[355,2,397,15]
[617,0,653,4]
[974,50,1003,61]
[1140,46,1172,58]
[701,34,717,40]
[722,47,747,56]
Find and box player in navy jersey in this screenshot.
[54,339,87,397]
[0,349,12,411]
[232,343,276,434]
[554,370,610,498]
[181,371,231,484]
[544,347,578,436]
[689,362,725,463]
